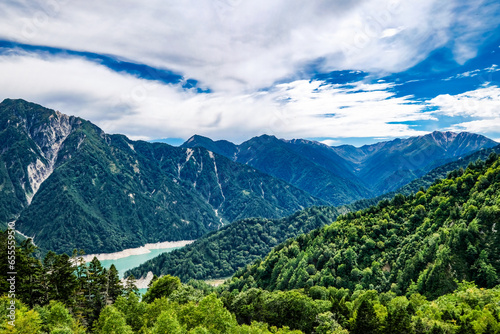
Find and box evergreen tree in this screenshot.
[143,275,181,303]
[43,252,78,306]
[82,257,107,327]
[351,299,380,334]
[105,264,122,304]
[124,274,139,295]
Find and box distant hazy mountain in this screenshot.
[332,131,498,194]
[182,131,497,203]
[0,99,324,254]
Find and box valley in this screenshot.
[0,99,324,255]
[2,99,500,333]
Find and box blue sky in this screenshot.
[0,0,499,146]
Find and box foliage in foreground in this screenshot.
[2,277,500,333]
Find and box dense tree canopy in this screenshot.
[225,153,500,299]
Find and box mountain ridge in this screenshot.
[0,99,325,254]
[181,131,498,202]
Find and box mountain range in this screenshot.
[0,99,323,254]
[181,131,497,205]
[1,98,498,256]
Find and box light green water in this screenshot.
[96,246,182,278]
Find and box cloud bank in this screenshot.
[0,0,499,144]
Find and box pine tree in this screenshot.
[43,252,78,306]
[352,299,380,334]
[105,264,123,304]
[83,257,107,326]
[124,274,139,295]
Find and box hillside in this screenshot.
[225,152,500,299]
[0,99,325,254]
[124,206,345,281]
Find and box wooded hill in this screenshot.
[225,153,500,300]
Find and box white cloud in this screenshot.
[450,119,500,134]
[380,27,405,38]
[442,65,500,81]
[1,1,499,143]
[429,85,500,134]
[320,139,342,146]
[429,86,500,119]
[0,0,498,93]
[0,53,433,142]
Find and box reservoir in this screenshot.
[82,240,194,293]
[98,246,183,278]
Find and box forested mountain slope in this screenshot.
[226,153,500,299]
[0,99,324,254]
[125,206,346,281]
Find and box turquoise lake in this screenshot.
[96,246,183,278]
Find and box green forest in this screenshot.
[2,153,500,333]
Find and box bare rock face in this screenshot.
[24,111,75,202]
[0,99,79,220]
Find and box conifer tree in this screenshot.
[105,264,122,304]
[352,298,380,334]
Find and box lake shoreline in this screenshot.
[81,240,195,262]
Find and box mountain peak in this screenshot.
[181,134,237,157]
[184,134,214,145]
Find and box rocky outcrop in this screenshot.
[24,111,74,202]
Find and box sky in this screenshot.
[0,0,500,146]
